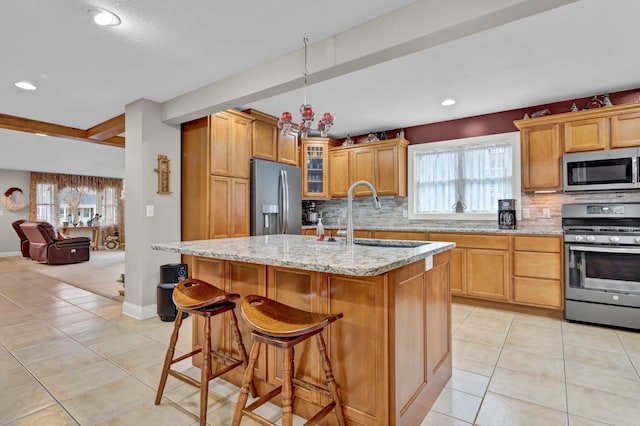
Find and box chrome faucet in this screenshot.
[346,180,382,245]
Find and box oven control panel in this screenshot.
[586,205,625,215]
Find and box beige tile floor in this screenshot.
[1,254,639,425]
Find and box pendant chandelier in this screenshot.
[278,35,334,138]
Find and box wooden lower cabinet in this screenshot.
[190,253,452,425]
[513,235,563,309]
[429,233,511,301]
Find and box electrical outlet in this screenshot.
[542,208,551,218]
[402,209,408,218]
[522,208,530,219]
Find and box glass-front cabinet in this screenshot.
[301,138,338,198]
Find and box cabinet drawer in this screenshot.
[514,251,561,280]
[370,231,427,240]
[514,236,561,252]
[513,277,563,309]
[429,233,510,250]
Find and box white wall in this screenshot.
[0,169,31,256]
[123,99,181,320]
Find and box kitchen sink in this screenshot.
[353,238,431,248]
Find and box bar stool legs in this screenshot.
[154,279,256,426]
[232,295,346,426]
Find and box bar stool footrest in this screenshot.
[304,401,336,426]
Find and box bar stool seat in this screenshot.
[155,279,256,426]
[233,294,346,426]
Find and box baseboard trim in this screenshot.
[122,301,157,320]
[0,251,21,258]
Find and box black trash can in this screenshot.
[157,282,180,322]
[157,263,189,322]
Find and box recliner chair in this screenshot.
[20,221,91,265]
[12,219,30,257]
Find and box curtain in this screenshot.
[415,141,513,213]
[30,172,125,242]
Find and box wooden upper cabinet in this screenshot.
[351,148,375,196]
[329,150,349,197]
[518,123,562,192]
[250,110,278,161]
[328,138,408,198]
[210,110,253,179]
[563,117,609,152]
[277,128,299,166]
[611,110,640,148]
[301,138,338,198]
[246,109,299,166]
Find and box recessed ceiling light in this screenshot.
[90,8,121,26]
[35,133,48,137]
[441,98,456,106]
[14,81,37,91]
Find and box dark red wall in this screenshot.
[344,88,640,145]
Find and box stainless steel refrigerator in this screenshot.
[250,159,302,235]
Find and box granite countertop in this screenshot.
[152,235,455,276]
[301,224,563,235]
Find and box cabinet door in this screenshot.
[302,142,330,198]
[448,247,466,295]
[563,117,608,152]
[611,110,640,148]
[513,277,563,309]
[210,176,230,239]
[521,124,562,191]
[466,249,510,300]
[351,148,375,196]
[277,129,299,166]
[375,144,399,196]
[231,115,252,179]
[329,151,349,197]
[211,113,231,176]
[252,116,277,161]
[230,178,250,237]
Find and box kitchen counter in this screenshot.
[301,224,563,235]
[152,234,454,276]
[152,235,455,425]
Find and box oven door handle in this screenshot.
[569,245,640,255]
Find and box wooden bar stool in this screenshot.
[232,295,346,426]
[155,278,256,426]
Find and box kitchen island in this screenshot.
[152,235,455,425]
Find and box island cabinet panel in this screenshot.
[267,267,323,407]
[188,253,451,425]
[190,259,268,385]
[325,273,389,425]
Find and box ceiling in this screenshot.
[2,0,640,143]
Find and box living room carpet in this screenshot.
[27,249,125,301]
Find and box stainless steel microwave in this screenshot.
[563,147,640,192]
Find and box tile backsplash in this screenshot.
[308,191,640,230]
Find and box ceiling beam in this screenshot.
[0,113,125,148]
[86,114,125,141]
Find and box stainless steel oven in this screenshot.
[563,203,640,329]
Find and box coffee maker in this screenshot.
[498,199,516,229]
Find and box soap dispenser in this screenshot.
[315,218,325,241]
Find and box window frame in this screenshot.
[407,131,521,221]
